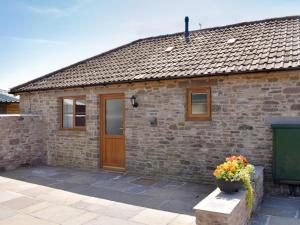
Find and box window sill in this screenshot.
[185,116,212,121]
[59,128,87,131]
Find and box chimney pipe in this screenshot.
[184,16,189,42]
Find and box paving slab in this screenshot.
[95,202,145,219]
[31,205,85,224]
[18,185,54,197]
[19,201,52,214]
[131,177,157,186]
[98,190,165,209]
[84,215,144,225]
[71,200,108,212]
[0,207,17,220]
[0,190,22,203]
[0,214,57,225]
[168,214,196,225]
[89,171,120,181]
[268,215,300,225]
[81,196,115,206]
[48,180,83,190]
[36,189,84,205]
[64,175,98,185]
[61,212,99,225]
[0,168,33,179]
[261,196,300,210]
[250,213,269,225]
[21,175,59,186]
[130,208,178,225]
[250,195,300,225]
[1,196,41,210]
[0,177,15,184]
[0,180,37,192]
[161,181,186,190]
[123,184,153,194]
[91,178,132,190]
[258,205,298,218]
[30,168,60,177]
[159,199,194,215]
[76,185,163,209]
[177,183,214,193]
[0,166,216,225]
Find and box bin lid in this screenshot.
[271,124,300,128]
[266,117,300,128]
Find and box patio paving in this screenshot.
[251,195,300,225]
[0,166,214,225]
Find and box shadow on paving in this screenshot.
[250,195,300,225]
[0,165,215,216]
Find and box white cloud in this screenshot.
[24,0,94,17]
[70,0,94,13]
[26,5,65,16]
[4,36,67,45]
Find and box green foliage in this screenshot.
[240,165,254,209]
[214,156,255,209]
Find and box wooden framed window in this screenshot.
[186,87,211,121]
[60,96,86,130]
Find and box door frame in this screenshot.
[99,93,125,171]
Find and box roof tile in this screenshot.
[10,16,300,93]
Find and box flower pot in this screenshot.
[216,179,242,193]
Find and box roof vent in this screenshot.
[165,46,174,52]
[227,38,236,44]
[184,16,189,43]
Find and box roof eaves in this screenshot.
[10,66,300,94]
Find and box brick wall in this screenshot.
[19,70,300,192]
[0,115,46,170]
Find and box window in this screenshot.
[105,99,123,135]
[61,97,86,130]
[186,87,211,121]
[0,104,6,114]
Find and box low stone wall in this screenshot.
[252,167,264,211]
[194,166,264,225]
[0,114,46,170]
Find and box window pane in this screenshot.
[105,99,123,135]
[0,105,6,114]
[191,93,208,114]
[75,99,86,127]
[63,99,73,128]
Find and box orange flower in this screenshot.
[226,155,248,166]
[226,155,237,162]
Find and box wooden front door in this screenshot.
[100,93,125,171]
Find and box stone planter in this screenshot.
[216,179,242,193]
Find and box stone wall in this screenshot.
[19,70,300,191]
[0,115,46,170]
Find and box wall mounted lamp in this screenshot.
[130,95,138,108]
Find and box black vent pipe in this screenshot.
[184,16,189,42]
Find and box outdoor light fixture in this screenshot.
[130,95,138,108]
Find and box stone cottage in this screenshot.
[0,90,19,114]
[9,16,300,190]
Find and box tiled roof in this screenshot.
[0,91,19,103]
[10,16,300,94]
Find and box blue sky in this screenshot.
[0,0,299,90]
